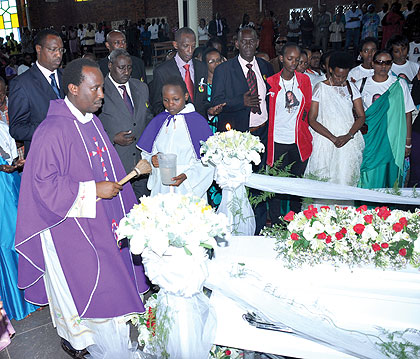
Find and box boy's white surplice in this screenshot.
[142,103,214,198]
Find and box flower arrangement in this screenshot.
[262,205,420,269]
[200,129,265,167]
[209,345,244,358]
[127,293,171,358]
[117,193,228,257]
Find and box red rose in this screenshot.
[356,205,368,213]
[377,206,391,220]
[284,211,295,221]
[326,235,332,244]
[225,350,232,356]
[353,224,365,234]
[317,232,326,239]
[340,227,347,234]
[364,215,373,224]
[335,232,343,240]
[291,233,299,241]
[320,206,330,211]
[343,207,348,210]
[392,223,403,232]
[303,205,318,219]
[303,209,314,219]
[399,248,407,256]
[399,217,408,227]
[372,243,381,252]
[381,243,389,249]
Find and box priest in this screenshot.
[15,58,149,357]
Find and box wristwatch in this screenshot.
[348,132,354,139]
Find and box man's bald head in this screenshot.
[105,30,127,53]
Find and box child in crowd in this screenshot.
[387,34,420,83]
[348,37,378,83]
[137,76,214,198]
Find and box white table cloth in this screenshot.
[205,236,420,358]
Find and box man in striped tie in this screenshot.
[8,29,64,157]
[211,27,274,234]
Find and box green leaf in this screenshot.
[183,246,192,256]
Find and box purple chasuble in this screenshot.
[137,110,213,158]
[15,100,148,318]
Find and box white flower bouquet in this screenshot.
[200,130,264,236]
[200,129,265,167]
[262,205,420,269]
[118,193,227,358]
[117,193,228,257]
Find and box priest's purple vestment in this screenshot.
[15,99,148,318]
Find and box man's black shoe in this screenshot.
[60,338,89,359]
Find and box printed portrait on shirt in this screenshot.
[285,90,300,112]
[414,47,419,55]
[372,94,381,104]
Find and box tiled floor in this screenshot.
[0,307,69,359]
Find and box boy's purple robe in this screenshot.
[15,100,148,318]
[137,110,213,159]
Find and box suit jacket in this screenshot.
[99,76,153,173]
[99,55,147,84]
[8,64,64,157]
[150,57,208,118]
[211,56,274,132]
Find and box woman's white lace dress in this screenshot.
[305,81,365,186]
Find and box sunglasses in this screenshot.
[373,59,392,66]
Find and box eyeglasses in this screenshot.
[111,40,126,46]
[42,46,66,54]
[208,58,222,64]
[373,59,392,66]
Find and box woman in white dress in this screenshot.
[305,51,366,187]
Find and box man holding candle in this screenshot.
[211,27,274,234]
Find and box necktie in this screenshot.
[183,64,194,102]
[49,73,61,99]
[217,20,221,34]
[119,85,134,115]
[246,63,261,114]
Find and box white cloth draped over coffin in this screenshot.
[205,236,420,359]
[246,173,420,205]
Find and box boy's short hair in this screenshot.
[162,76,188,95]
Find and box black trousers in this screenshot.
[269,142,308,225]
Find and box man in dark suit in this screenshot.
[208,12,228,56]
[99,49,153,199]
[8,29,64,157]
[98,30,147,84]
[211,27,274,234]
[150,27,208,118]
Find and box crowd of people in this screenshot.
[1,2,420,357]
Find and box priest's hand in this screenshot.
[170,173,187,187]
[96,181,123,199]
[113,131,135,146]
[151,154,159,168]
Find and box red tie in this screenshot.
[183,64,194,102]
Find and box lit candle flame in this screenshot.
[226,123,232,131]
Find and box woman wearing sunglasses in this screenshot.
[357,50,415,188]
